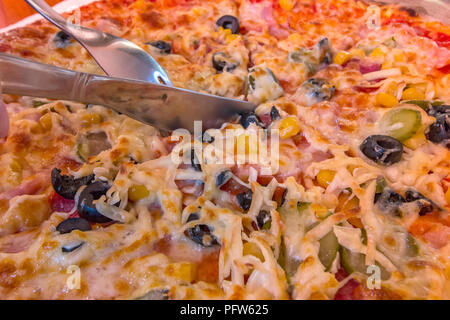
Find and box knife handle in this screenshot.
[0,53,93,102]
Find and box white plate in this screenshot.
[1,0,448,34]
[0,0,99,34]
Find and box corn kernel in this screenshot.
[400,65,410,74]
[337,193,360,212]
[381,61,392,69]
[128,184,150,202]
[226,34,239,44]
[243,242,265,261]
[134,0,146,10]
[236,133,250,155]
[333,51,351,65]
[82,113,103,125]
[30,123,42,134]
[445,187,450,205]
[7,159,22,184]
[39,113,53,131]
[402,129,426,150]
[9,159,22,172]
[347,165,360,174]
[279,0,296,10]
[349,48,365,57]
[401,87,425,101]
[279,117,301,139]
[369,47,385,59]
[219,27,232,36]
[393,50,405,62]
[288,33,302,43]
[192,7,204,16]
[177,263,194,283]
[376,92,398,108]
[316,170,336,188]
[384,82,397,96]
[310,203,330,220]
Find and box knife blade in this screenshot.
[0,53,255,132]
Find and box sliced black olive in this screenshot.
[186,212,200,222]
[190,148,202,171]
[51,168,95,200]
[270,106,281,121]
[56,218,91,234]
[400,7,417,17]
[147,40,172,54]
[425,106,449,145]
[302,78,335,103]
[427,104,450,118]
[135,289,169,300]
[316,38,332,65]
[256,210,271,230]
[77,181,112,223]
[236,190,253,211]
[375,188,404,216]
[216,170,233,188]
[53,31,72,49]
[360,135,403,165]
[239,111,264,129]
[212,52,238,73]
[426,119,448,144]
[185,224,219,247]
[405,190,436,216]
[202,131,215,143]
[216,15,240,34]
[62,241,84,253]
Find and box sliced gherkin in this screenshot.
[76,131,111,162]
[318,230,339,271]
[380,107,422,141]
[340,246,391,280]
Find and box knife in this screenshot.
[0,53,255,132]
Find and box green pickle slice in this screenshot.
[381,107,422,141]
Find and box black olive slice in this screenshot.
[77,181,112,223]
[212,52,238,73]
[190,148,202,171]
[51,168,95,200]
[216,170,233,188]
[185,224,219,247]
[270,106,281,121]
[62,241,84,253]
[147,40,172,54]
[56,218,91,234]
[135,289,169,300]
[360,135,403,165]
[404,190,436,216]
[216,15,240,34]
[53,31,72,49]
[202,132,215,143]
[239,111,264,129]
[186,212,200,222]
[317,38,332,65]
[427,104,450,118]
[256,210,271,229]
[302,78,335,102]
[375,189,404,216]
[236,190,253,211]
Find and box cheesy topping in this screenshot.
[0,0,449,300]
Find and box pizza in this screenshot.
[0,0,449,300]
